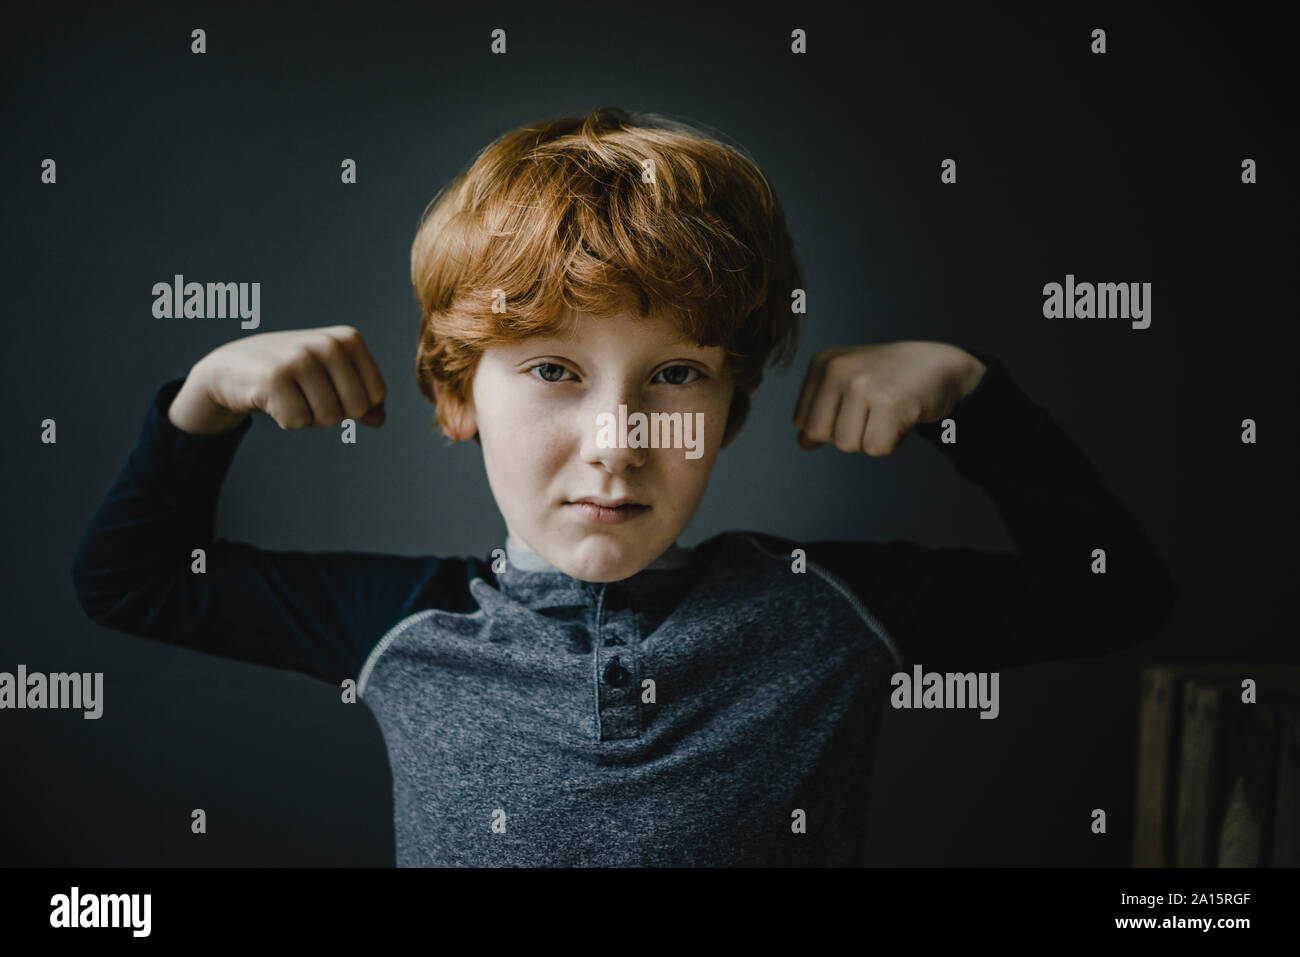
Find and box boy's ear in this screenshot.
[432,379,478,442]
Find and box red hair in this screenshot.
[410,107,803,446]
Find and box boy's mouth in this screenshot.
[565,498,651,524]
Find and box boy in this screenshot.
[72,107,1176,866]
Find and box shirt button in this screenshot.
[603,660,630,687]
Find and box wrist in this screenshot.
[168,365,248,436]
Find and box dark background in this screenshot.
[1,1,1295,866]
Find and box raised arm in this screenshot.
[788,341,1176,672]
[71,328,477,685]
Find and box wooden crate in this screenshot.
[1133,665,1300,867]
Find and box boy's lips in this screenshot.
[564,498,651,524]
[568,496,646,508]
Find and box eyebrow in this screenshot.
[512,341,719,360]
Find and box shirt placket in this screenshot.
[593,582,642,742]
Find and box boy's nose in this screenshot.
[580,396,649,473]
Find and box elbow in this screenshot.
[71,560,102,624]
[1059,559,1177,659]
[71,547,115,626]
[1103,562,1178,653]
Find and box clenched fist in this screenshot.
[168,326,388,435]
[793,340,986,455]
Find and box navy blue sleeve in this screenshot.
[793,348,1178,672]
[71,376,483,686]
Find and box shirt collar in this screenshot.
[490,534,698,625]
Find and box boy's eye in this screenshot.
[526,363,704,386]
[528,362,573,383]
[652,364,703,386]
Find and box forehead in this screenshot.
[509,309,716,352]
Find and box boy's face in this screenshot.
[462,309,735,582]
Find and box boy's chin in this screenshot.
[552,535,663,583]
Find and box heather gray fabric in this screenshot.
[357,531,901,866]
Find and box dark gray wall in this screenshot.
[2,1,1294,865]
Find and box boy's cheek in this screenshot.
[484,433,567,501]
[482,405,557,450]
